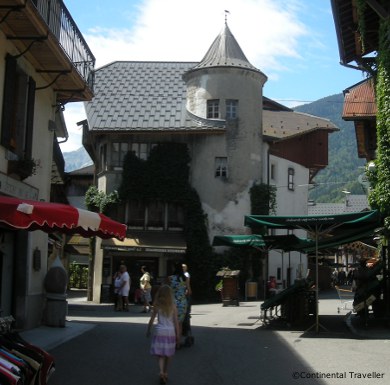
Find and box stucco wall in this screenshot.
[185,66,266,239]
[267,154,309,285]
[0,31,59,329]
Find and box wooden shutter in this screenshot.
[25,77,36,159]
[1,54,17,149]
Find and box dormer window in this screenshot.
[207,99,219,119]
[226,99,238,119]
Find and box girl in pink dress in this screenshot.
[146,285,179,384]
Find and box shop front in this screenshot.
[99,231,187,303]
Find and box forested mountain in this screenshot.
[294,93,366,203]
[63,93,366,203]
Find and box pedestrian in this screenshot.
[169,262,191,346]
[119,264,131,311]
[113,268,122,311]
[146,285,180,385]
[140,265,153,313]
[182,263,193,346]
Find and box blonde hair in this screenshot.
[153,285,175,317]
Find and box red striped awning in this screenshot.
[0,196,127,240]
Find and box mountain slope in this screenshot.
[63,147,93,172]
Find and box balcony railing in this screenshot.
[32,0,95,91]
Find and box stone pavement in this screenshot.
[20,288,390,352]
[18,288,390,385]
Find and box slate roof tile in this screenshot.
[86,61,227,132]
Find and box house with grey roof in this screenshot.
[82,23,337,301]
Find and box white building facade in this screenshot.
[82,23,337,301]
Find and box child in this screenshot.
[146,285,180,384]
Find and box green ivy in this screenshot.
[118,143,214,299]
[85,186,119,214]
[356,0,367,54]
[367,17,390,231]
[250,183,276,215]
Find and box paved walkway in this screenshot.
[19,289,390,385]
[20,288,390,351]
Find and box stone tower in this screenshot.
[183,23,268,236]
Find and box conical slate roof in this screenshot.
[191,23,260,72]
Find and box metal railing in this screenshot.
[32,0,95,90]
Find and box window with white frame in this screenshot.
[126,200,184,230]
[167,202,184,230]
[288,168,295,191]
[207,99,220,119]
[226,99,238,119]
[112,142,129,169]
[147,201,165,229]
[215,157,228,178]
[131,143,156,160]
[126,200,146,228]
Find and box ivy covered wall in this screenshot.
[364,12,390,230]
[116,142,276,300]
[118,143,213,299]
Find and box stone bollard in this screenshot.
[43,254,68,327]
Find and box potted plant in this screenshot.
[8,157,38,180]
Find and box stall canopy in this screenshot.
[244,210,380,236]
[212,234,312,252]
[0,196,127,240]
[244,209,381,332]
[213,234,265,248]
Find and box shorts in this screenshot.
[143,289,152,302]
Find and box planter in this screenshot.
[8,158,37,180]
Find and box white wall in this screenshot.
[267,154,310,286]
[0,30,58,328]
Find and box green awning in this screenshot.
[245,210,380,233]
[212,234,265,248]
[212,234,312,252]
[302,223,378,253]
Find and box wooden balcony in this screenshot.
[0,0,95,103]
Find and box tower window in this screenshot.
[226,99,238,119]
[215,157,228,178]
[207,100,219,119]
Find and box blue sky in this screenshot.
[61,0,365,152]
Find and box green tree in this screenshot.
[84,186,120,301]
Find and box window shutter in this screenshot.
[1,54,17,149]
[25,77,36,159]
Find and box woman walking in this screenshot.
[146,285,179,384]
[169,262,191,346]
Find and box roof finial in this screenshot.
[224,10,230,25]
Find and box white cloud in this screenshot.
[85,0,307,69]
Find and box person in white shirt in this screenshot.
[119,264,131,311]
[140,265,153,313]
